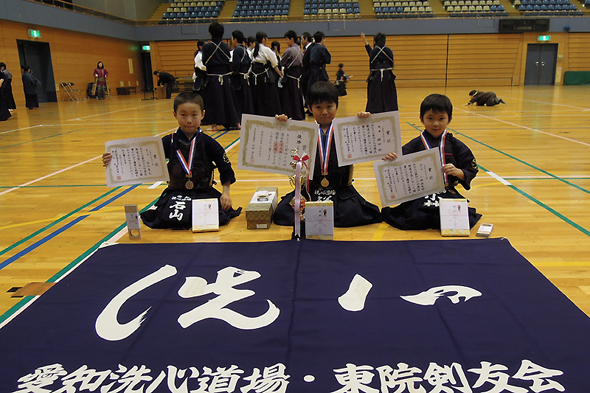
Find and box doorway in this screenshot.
[524,44,558,85]
[17,40,57,102]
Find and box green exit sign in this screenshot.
[27,29,41,38]
[142,45,151,51]
[538,35,551,42]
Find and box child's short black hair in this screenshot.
[208,21,224,39]
[374,33,386,47]
[468,89,478,96]
[232,30,244,43]
[313,31,325,44]
[174,92,204,112]
[307,81,339,108]
[420,94,453,120]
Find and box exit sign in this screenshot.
[142,45,151,51]
[27,29,41,38]
[538,35,551,42]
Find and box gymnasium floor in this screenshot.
[1,85,589,323]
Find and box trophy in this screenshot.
[289,149,309,239]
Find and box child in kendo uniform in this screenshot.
[273,81,382,228]
[102,92,241,229]
[381,93,481,230]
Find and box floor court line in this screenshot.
[0,155,102,196]
[455,108,590,147]
[0,185,138,269]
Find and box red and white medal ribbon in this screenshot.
[293,152,310,239]
[317,124,334,178]
[172,128,200,179]
[420,129,447,184]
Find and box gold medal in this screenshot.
[321,177,329,188]
[185,179,194,190]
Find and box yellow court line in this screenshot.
[371,222,390,241]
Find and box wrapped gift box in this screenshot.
[305,201,334,240]
[439,198,470,237]
[246,187,278,229]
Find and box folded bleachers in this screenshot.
[305,0,361,19]
[160,1,224,22]
[233,0,291,21]
[373,0,433,17]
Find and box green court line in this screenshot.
[408,121,590,237]
[0,128,83,150]
[477,163,590,236]
[0,183,165,189]
[449,127,590,196]
[0,139,239,325]
[0,187,123,258]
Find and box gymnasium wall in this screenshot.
[150,31,586,89]
[0,19,144,105]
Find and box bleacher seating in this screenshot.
[512,0,583,14]
[231,0,291,20]
[305,0,361,19]
[373,0,433,17]
[442,0,508,16]
[160,1,224,22]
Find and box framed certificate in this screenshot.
[105,137,169,187]
[373,148,446,206]
[332,111,402,167]
[238,114,318,178]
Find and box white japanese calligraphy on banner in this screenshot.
[373,149,446,206]
[105,136,169,187]
[14,359,564,393]
[238,114,318,179]
[332,111,402,167]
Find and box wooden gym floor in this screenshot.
[1,85,589,322]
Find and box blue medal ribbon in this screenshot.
[420,129,448,184]
[172,128,201,179]
[317,123,334,176]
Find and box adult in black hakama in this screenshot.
[0,63,17,110]
[21,66,40,109]
[273,127,382,228]
[141,129,241,229]
[193,40,208,109]
[231,43,254,118]
[467,90,505,106]
[250,33,283,118]
[362,32,398,113]
[307,43,331,90]
[0,92,11,121]
[202,38,240,129]
[300,35,314,111]
[382,131,481,230]
[279,35,304,120]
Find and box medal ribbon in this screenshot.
[317,124,333,176]
[420,129,448,184]
[172,128,201,179]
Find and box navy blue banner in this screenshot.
[1,238,588,392]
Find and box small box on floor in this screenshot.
[305,201,334,240]
[156,86,166,100]
[246,187,278,229]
